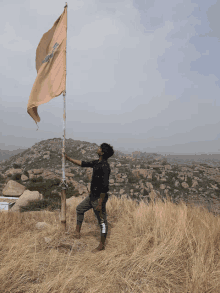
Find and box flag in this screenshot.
[27,6,67,126]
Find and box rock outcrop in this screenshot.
[10,190,43,212]
[2,180,26,197]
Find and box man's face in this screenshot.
[97,146,103,156]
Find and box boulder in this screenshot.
[5,168,23,177]
[192,180,198,188]
[146,182,153,190]
[66,195,86,209]
[149,189,163,202]
[2,180,26,197]
[181,182,189,189]
[160,184,166,190]
[21,174,29,182]
[119,188,125,195]
[35,222,52,230]
[69,179,89,195]
[174,180,180,187]
[10,190,43,212]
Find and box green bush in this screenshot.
[23,170,29,178]
[18,178,79,213]
[186,176,193,188]
[11,173,21,181]
[151,174,161,189]
[19,197,61,213]
[30,176,44,183]
[127,175,137,184]
[154,168,162,174]
[0,173,5,183]
[12,163,22,169]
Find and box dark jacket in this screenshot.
[81,158,111,199]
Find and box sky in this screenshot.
[1,0,220,155]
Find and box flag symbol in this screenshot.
[27,7,67,126]
[42,42,59,64]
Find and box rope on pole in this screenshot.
[59,2,68,231]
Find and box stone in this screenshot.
[192,180,198,187]
[35,222,52,230]
[44,237,52,244]
[65,172,74,178]
[174,181,180,187]
[146,182,153,190]
[2,180,26,197]
[69,179,89,196]
[147,174,152,180]
[119,188,125,194]
[116,177,124,183]
[32,169,44,175]
[10,190,43,212]
[5,168,23,177]
[66,195,86,209]
[210,183,218,190]
[181,182,189,189]
[148,189,161,202]
[21,174,29,181]
[160,184,166,190]
[85,169,93,181]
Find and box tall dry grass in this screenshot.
[0,193,220,293]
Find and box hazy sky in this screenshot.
[1,0,220,155]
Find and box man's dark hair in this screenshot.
[100,143,114,160]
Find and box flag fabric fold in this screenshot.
[27,6,67,126]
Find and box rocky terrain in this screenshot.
[0,147,27,162]
[0,137,220,216]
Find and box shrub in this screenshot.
[12,163,22,169]
[18,179,79,213]
[11,173,21,181]
[151,174,161,189]
[154,168,162,174]
[161,160,168,166]
[0,173,5,183]
[23,170,29,178]
[186,176,193,188]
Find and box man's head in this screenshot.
[97,143,114,160]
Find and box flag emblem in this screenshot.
[42,42,59,64]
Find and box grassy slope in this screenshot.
[0,193,220,293]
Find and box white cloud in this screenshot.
[1,0,220,154]
[0,22,33,52]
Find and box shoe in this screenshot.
[91,244,105,253]
[72,230,81,239]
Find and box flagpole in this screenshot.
[60,2,68,231]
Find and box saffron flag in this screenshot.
[27,6,67,126]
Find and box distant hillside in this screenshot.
[0,148,28,163]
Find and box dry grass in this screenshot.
[0,193,220,293]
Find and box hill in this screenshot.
[0,138,220,292]
[0,137,220,216]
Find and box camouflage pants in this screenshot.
[76,194,108,235]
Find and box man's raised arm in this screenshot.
[65,154,81,166]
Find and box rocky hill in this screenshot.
[0,137,220,216]
[0,148,27,162]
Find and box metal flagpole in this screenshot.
[60,2,68,231]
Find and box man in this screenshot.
[65,143,114,253]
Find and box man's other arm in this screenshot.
[98,166,110,204]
